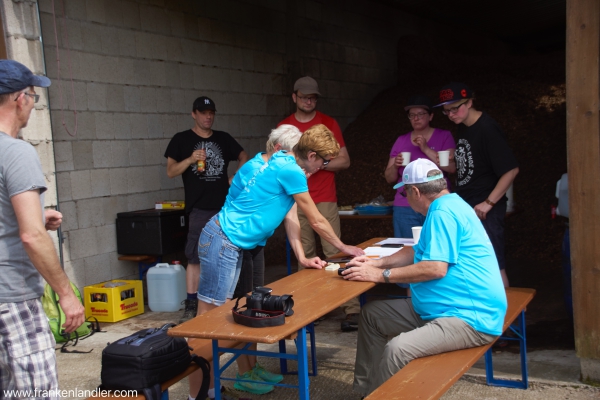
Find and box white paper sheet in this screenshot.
[363,246,403,258]
[375,238,415,246]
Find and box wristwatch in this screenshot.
[382,269,391,284]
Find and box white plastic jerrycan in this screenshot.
[147,262,186,312]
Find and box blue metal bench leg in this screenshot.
[160,389,169,400]
[485,310,528,389]
[278,322,317,376]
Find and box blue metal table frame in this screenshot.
[212,324,317,400]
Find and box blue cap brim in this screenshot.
[393,181,406,189]
[31,75,51,88]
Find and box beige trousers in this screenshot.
[353,298,497,396]
[297,201,361,315]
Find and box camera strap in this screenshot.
[231,297,286,327]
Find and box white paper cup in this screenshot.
[401,152,411,166]
[412,226,422,244]
[438,150,450,167]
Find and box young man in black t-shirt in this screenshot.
[164,96,248,322]
[436,82,519,287]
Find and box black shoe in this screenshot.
[341,313,359,332]
[179,298,198,324]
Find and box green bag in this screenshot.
[41,282,99,351]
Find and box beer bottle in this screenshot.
[197,142,205,172]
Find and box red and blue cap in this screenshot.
[435,82,473,107]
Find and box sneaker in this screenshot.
[206,385,251,400]
[252,362,283,384]
[233,370,274,395]
[179,298,198,324]
[341,313,359,332]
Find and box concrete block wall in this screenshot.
[0,0,61,252]
[31,0,429,288]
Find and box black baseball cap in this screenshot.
[435,82,474,107]
[404,95,433,111]
[193,96,217,112]
[0,59,51,95]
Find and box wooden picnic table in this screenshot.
[169,237,384,400]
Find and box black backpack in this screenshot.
[101,323,210,400]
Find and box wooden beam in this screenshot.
[566,0,600,362]
[0,10,7,59]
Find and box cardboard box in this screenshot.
[116,209,188,255]
[155,201,185,210]
[84,280,144,322]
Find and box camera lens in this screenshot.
[263,294,294,316]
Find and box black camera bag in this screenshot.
[101,323,210,400]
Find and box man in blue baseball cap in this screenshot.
[340,158,507,397]
[0,59,85,394]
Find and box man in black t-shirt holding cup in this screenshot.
[435,82,519,287]
[164,97,248,322]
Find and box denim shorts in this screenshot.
[197,217,243,306]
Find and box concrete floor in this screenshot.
[55,264,600,400]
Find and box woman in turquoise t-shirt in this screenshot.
[189,125,365,397]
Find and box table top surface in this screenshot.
[339,214,392,220]
[168,237,385,343]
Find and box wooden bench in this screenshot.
[365,287,536,400]
[117,255,161,280]
[86,338,242,400]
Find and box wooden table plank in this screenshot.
[169,238,386,343]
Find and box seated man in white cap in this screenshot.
[340,158,507,397]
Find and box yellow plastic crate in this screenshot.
[84,280,144,322]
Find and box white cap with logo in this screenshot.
[393,158,443,189]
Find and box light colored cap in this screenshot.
[293,76,320,95]
[393,158,443,189]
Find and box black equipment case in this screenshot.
[101,324,209,399]
[116,209,188,255]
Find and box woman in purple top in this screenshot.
[385,95,456,238]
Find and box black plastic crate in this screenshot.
[116,209,188,255]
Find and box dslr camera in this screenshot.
[246,286,294,316]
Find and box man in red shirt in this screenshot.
[279,76,360,331]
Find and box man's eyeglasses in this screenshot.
[14,92,40,103]
[399,185,413,197]
[442,101,468,115]
[297,95,318,103]
[407,112,428,120]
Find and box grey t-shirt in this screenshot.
[0,132,47,302]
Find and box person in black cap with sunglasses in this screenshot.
[0,59,85,394]
[164,96,249,323]
[436,82,519,287]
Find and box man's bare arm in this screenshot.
[323,146,350,172]
[11,191,85,333]
[166,156,194,178]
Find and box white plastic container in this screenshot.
[147,263,186,312]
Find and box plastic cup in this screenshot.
[438,150,450,167]
[401,152,411,166]
[412,226,422,244]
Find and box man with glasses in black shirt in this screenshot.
[435,82,519,287]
